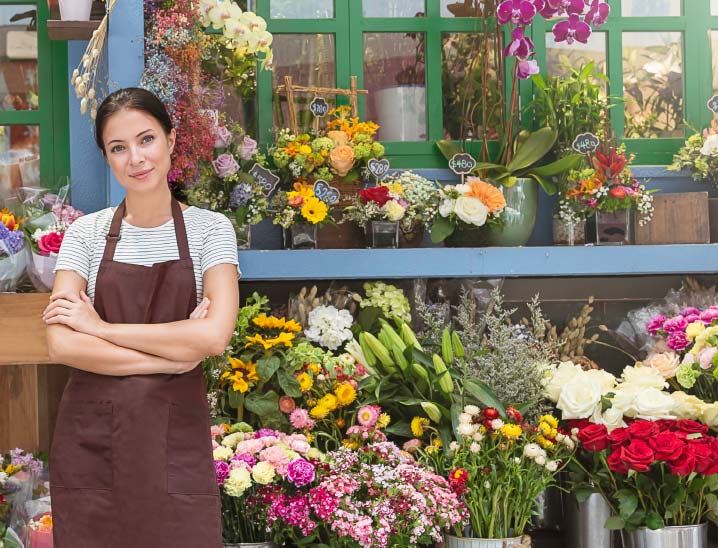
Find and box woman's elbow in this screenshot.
[46,326,68,363]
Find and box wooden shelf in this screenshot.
[48,20,101,41]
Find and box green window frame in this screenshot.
[254,0,717,167]
[0,0,69,186]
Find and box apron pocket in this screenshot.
[49,401,113,490]
[166,402,217,495]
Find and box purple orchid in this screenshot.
[497,0,537,26]
[585,0,610,28]
[552,13,591,45]
[516,58,540,79]
[504,27,536,58]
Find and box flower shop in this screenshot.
[4,0,718,547]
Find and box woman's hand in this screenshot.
[189,297,210,320]
[43,291,107,337]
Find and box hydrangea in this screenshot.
[229,182,252,209]
[304,305,354,351]
[0,223,25,256]
[360,282,411,323]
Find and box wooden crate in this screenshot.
[635,192,710,245]
[710,198,718,244]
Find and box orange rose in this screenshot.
[464,177,506,213]
[329,145,355,177]
[327,130,349,147]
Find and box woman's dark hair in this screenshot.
[94,87,173,153]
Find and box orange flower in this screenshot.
[327,130,349,147]
[329,145,356,177]
[464,178,506,213]
[0,209,20,231]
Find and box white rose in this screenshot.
[593,406,626,432]
[583,368,618,395]
[544,361,582,402]
[454,196,489,227]
[611,385,641,417]
[556,375,602,420]
[671,391,705,420]
[621,365,668,390]
[643,352,680,379]
[702,402,718,427]
[439,198,456,218]
[634,388,676,419]
[383,199,406,222]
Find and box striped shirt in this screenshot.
[54,206,240,303]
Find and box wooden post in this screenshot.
[349,76,359,118]
[284,75,299,135]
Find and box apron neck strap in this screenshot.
[103,199,191,261]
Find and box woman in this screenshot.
[43,87,239,547]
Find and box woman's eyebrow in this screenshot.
[106,129,154,145]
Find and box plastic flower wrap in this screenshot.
[271,181,334,229]
[359,281,411,323]
[0,449,45,547]
[0,207,28,292]
[669,120,718,187]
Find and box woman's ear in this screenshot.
[167,128,177,155]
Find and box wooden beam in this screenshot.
[0,293,51,365]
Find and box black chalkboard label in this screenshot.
[313,180,340,205]
[310,97,330,118]
[249,163,280,195]
[572,133,600,154]
[708,95,718,114]
[448,153,476,175]
[367,158,390,181]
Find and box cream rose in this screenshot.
[556,375,602,420]
[224,467,252,497]
[594,406,626,432]
[633,387,675,419]
[328,145,355,177]
[686,320,706,341]
[383,199,406,221]
[453,196,488,227]
[544,361,582,402]
[620,365,668,390]
[701,402,718,427]
[610,385,641,417]
[327,130,349,147]
[584,368,617,395]
[643,351,680,379]
[671,391,705,420]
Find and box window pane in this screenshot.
[363,0,425,17]
[622,0,681,16]
[270,0,333,19]
[0,125,40,195]
[364,32,427,141]
[0,6,39,111]
[442,32,500,141]
[546,32,607,78]
[623,32,684,138]
[271,34,336,130]
[441,0,496,17]
[711,30,718,96]
[713,0,718,16]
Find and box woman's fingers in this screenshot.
[189,297,210,319]
[43,299,75,316]
[43,307,72,322]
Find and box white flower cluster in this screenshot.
[31,222,67,243]
[701,134,718,157]
[304,305,354,350]
[438,182,503,228]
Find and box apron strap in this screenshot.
[171,199,191,261]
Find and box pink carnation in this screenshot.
[210,425,225,439]
[663,316,688,334]
[647,315,667,335]
[260,445,292,477]
[235,438,264,456]
[286,458,316,487]
[667,332,690,351]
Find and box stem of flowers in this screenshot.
[504,66,519,167]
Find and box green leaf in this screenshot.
[430,215,456,243]
[506,127,557,173]
[604,516,625,530]
[574,487,595,504]
[530,153,583,177]
[256,355,281,381]
[357,306,382,332]
[463,379,507,419]
[615,489,638,521]
[524,172,557,195]
[276,368,302,398]
[436,140,463,161]
[245,390,280,417]
[645,512,665,530]
[384,421,414,438]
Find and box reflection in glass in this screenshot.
[440,0,496,17]
[442,33,501,141]
[713,0,718,16]
[623,32,684,138]
[364,32,427,141]
[270,0,333,19]
[546,32,607,79]
[622,0,680,16]
[363,0,424,17]
[711,31,718,96]
[0,6,39,111]
[272,34,336,131]
[0,125,40,194]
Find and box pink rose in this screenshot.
[213,125,232,148]
[286,458,315,487]
[699,348,718,370]
[239,136,258,161]
[212,153,239,178]
[38,232,63,255]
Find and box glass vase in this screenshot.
[228,219,251,250]
[366,220,399,248]
[552,217,586,246]
[283,223,318,249]
[595,209,632,245]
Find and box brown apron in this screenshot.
[50,199,221,548]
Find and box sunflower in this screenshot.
[296,372,313,392]
[228,357,259,382]
[252,314,302,333]
[334,382,357,407]
[464,177,506,213]
[301,196,328,224]
[411,416,430,437]
[244,331,296,350]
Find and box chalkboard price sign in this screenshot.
[572,132,600,154]
[708,95,718,114]
[249,163,280,195]
[313,180,341,205]
[367,158,390,181]
[310,97,330,118]
[448,153,476,175]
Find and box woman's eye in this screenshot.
[110,145,124,153]
[142,135,154,144]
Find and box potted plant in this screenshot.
[271,181,334,249]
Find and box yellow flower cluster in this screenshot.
[286,183,329,225]
[245,332,296,350]
[220,357,259,393]
[425,437,443,454]
[326,106,379,139]
[309,382,357,419]
[537,415,559,449]
[296,372,313,393]
[411,416,430,437]
[500,423,523,440]
[252,314,302,333]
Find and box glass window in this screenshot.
[0,125,40,194]
[546,32,607,79]
[271,34,336,130]
[711,30,718,97]
[442,32,500,141]
[363,0,425,18]
[441,0,494,17]
[713,0,718,16]
[622,0,681,16]
[363,32,427,141]
[270,0,334,19]
[0,5,39,111]
[623,32,684,138]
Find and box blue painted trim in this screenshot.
[237,245,718,281]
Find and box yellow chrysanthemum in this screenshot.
[342,439,360,450]
[537,435,555,449]
[500,424,523,440]
[540,415,559,429]
[301,196,328,224]
[411,416,430,437]
[309,363,321,374]
[334,382,357,407]
[318,393,338,412]
[296,372,313,393]
[310,405,331,419]
[376,413,391,429]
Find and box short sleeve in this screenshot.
[54,218,92,281]
[201,214,241,278]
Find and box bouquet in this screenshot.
[342,185,409,228]
[383,171,440,234]
[271,181,334,229]
[1,449,45,548]
[0,208,28,292]
[268,107,384,182]
[430,177,506,243]
[446,406,573,539]
[668,120,718,186]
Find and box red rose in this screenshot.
[628,420,659,440]
[689,438,718,475]
[668,445,697,476]
[359,186,390,206]
[649,431,685,462]
[577,423,610,452]
[675,420,709,436]
[609,427,631,448]
[506,406,523,423]
[656,419,676,432]
[565,419,591,432]
[620,439,655,472]
[607,449,629,474]
[38,231,64,255]
[483,408,500,420]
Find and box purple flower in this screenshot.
[232,453,256,469]
[504,27,535,58]
[667,332,690,351]
[585,0,610,28]
[516,58,540,79]
[685,314,701,324]
[497,0,537,25]
[0,224,25,256]
[215,460,230,485]
[255,428,279,439]
[700,309,718,325]
[213,125,233,149]
[663,316,688,334]
[552,14,592,45]
[681,307,700,317]
[286,458,315,487]
[229,182,253,210]
[699,348,718,370]
[647,315,667,335]
[212,153,240,178]
[239,136,258,161]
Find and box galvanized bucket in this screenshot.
[623,524,707,548]
[445,533,531,548]
[565,492,616,548]
[222,543,280,548]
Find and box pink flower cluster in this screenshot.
[648,307,718,351]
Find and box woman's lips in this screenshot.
[129,168,153,180]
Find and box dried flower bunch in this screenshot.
[288,285,361,328]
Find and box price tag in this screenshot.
[313,180,341,205]
[249,163,280,196]
[310,97,330,118]
[708,95,718,114]
[572,132,600,154]
[367,158,390,182]
[448,153,476,175]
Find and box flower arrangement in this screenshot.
[268,107,384,182]
[383,171,440,232]
[0,209,24,259]
[446,406,573,539]
[271,181,334,229]
[342,185,408,227]
[359,281,411,324]
[304,305,354,351]
[430,177,507,243]
[0,449,45,547]
[668,120,718,186]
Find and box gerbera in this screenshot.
[334,382,357,407]
[464,177,506,213]
[301,196,328,224]
[411,416,430,437]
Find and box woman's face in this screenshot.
[102,108,176,194]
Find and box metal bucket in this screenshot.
[623,524,707,548]
[445,533,531,547]
[565,492,616,548]
[223,543,280,548]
